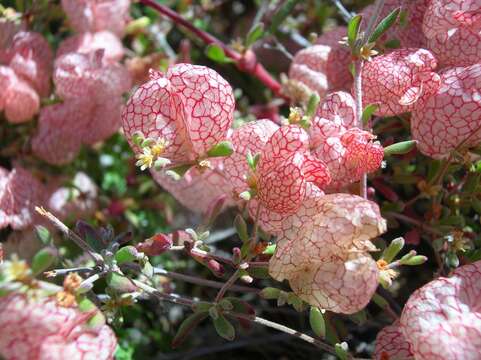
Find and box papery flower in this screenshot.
[411,63,481,159]
[269,192,385,314]
[423,0,481,67]
[32,50,131,165]
[374,321,413,360]
[57,31,124,63]
[309,92,384,190]
[374,260,481,360]
[0,293,117,360]
[122,63,235,169]
[0,167,44,230]
[46,172,98,221]
[151,161,234,214]
[61,0,131,37]
[361,48,441,116]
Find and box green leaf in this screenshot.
[35,225,53,246]
[382,237,404,263]
[247,266,270,279]
[207,141,234,157]
[335,342,349,360]
[347,14,362,48]
[361,104,378,125]
[31,247,57,276]
[213,314,235,341]
[107,272,137,293]
[167,164,192,179]
[369,7,401,43]
[306,92,320,118]
[267,0,301,34]
[115,246,140,265]
[245,22,265,47]
[384,140,417,156]
[77,296,105,327]
[234,215,249,243]
[262,244,276,255]
[400,255,428,266]
[309,307,326,338]
[372,293,389,309]
[224,297,256,320]
[260,287,281,299]
[205,44,234,64]
[172,312,208,348]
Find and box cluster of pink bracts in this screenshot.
[290,0,481,159]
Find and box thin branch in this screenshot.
[45,266,95,278]
[140,0,283,97]
[215,269,241,302]
[353,61,367,199]
[386,212,443,235]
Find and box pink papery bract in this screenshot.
[361,48,441,116]
[151,162,234,214]
[57,31,124,63]
[411,64,481,159]
[269,192,385,314]
[0,294,117,360]
[423,0,481,67]
[61,0,131,36]
[374,321,414,360]
[0,167,44,230]
[289,45,330,98]
[0,65,39,123]
[122,64,235,166]
[400,260,481,360]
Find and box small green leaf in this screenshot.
[77,296,105,327]
[260,287,281,300]
[167,164,192,179]
[224,297,256,320]
[234,215,249,242]
[369,7,401,43]
[267,0,301,34]
[372,293,389,309]
[401,255,428,266]
[309,307,326,338]
[206,44,234,64]
[347,14,362,48]
[247,266,270,279]
[306,92,320,118]
[361,104,379,125]
[31,247,57,276]
[213,314,235,341]
[335,342,349,360]
[262,244,276,255]
[115,246,140,265]
[207,141,234,157]
[384,140,417,156]
[107,272,137,293]
[35,225,53,246]
[382,237,405,263]
[245,22,265,47]
[172,312,208,348]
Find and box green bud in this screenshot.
[382,237,405,263]
[384,140,417,156]
[401,255,428,266]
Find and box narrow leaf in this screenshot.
[206,44,234,64]
[234,215,249,242]
[306,92,320,118]
[369,7,401,43]
[35,225,52,246]
[172,312,208,348]
[31,247,57,276]
[245,22,265,47]
[382,237,404,263]
[401,255,428,266]
[361,104,378,125]
[347,14,362,48]
[309,307,326,338]
[213,314,235,341]
[384,140,417,156]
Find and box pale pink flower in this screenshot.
[0,167,44,230]
[0,66,39,123]
[151,162,234,214]
[374,321,413,360]
[361,48,441,116]
[0,294,117,360]
[122,64,235,167]
[423,0,481,67]
[309,92,384,190]
[269,192,385,314]
[399,260,481,360]
[57,31,124,63]
[411,64,481,159]
[61,0,131,37]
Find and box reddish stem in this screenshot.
[140,0,283,96]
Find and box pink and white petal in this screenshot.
[32,100,93,165]
[302,154,331,189]
[223,119,279,194]
[3,76,40,123]
[316,91,357,129]
[57,31,124,63]
[289,252,379,314]
[309,117,347,149]
[167,63,235,155]
[121,73,192,164]
[83,97,123,145]
[361,48,440,116]
[374,321,414,360]
[411,64,481,159]
[400,260,481,360]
